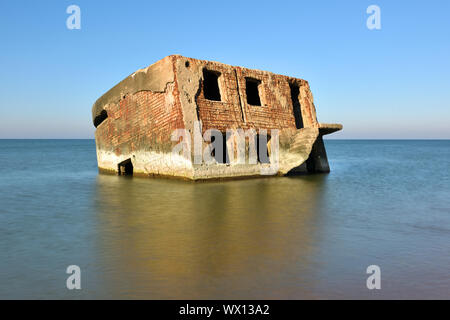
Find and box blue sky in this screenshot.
[0,0,449,139]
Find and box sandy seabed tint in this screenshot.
[0,139,449,299]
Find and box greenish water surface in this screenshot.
[0,139,449,299]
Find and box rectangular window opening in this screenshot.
[245,78,262,106]
[203,69,222,101]
[255,133,270,164]
[211,133,230,164]
[289,82,304,129]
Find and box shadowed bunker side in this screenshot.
[92,55,342,180]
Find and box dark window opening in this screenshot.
[289,82,304,129]
[246,78,262,106]
[211,134,229,164]
[118,158,133,176]
[94,109,108,127]
[255,133,270,163]
[203,69,221,101]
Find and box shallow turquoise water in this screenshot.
[0,139,449,299]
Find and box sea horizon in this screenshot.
[1,138,449,140]
[1,0,449,304]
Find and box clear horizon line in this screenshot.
[1,138,449,141]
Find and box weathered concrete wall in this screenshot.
[92,55,342,180]
[92,56,176,125]
[94,56,194,178]
[172,56,328,179]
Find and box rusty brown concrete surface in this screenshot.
[92,55,342,180]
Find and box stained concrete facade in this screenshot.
[92,55,342,180]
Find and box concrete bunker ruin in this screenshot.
[92,55,342,180]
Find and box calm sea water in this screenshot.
[0,139,449,299]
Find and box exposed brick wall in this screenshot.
[196,61,317,133]
[195,62,242,132]
[95,85,184,157]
